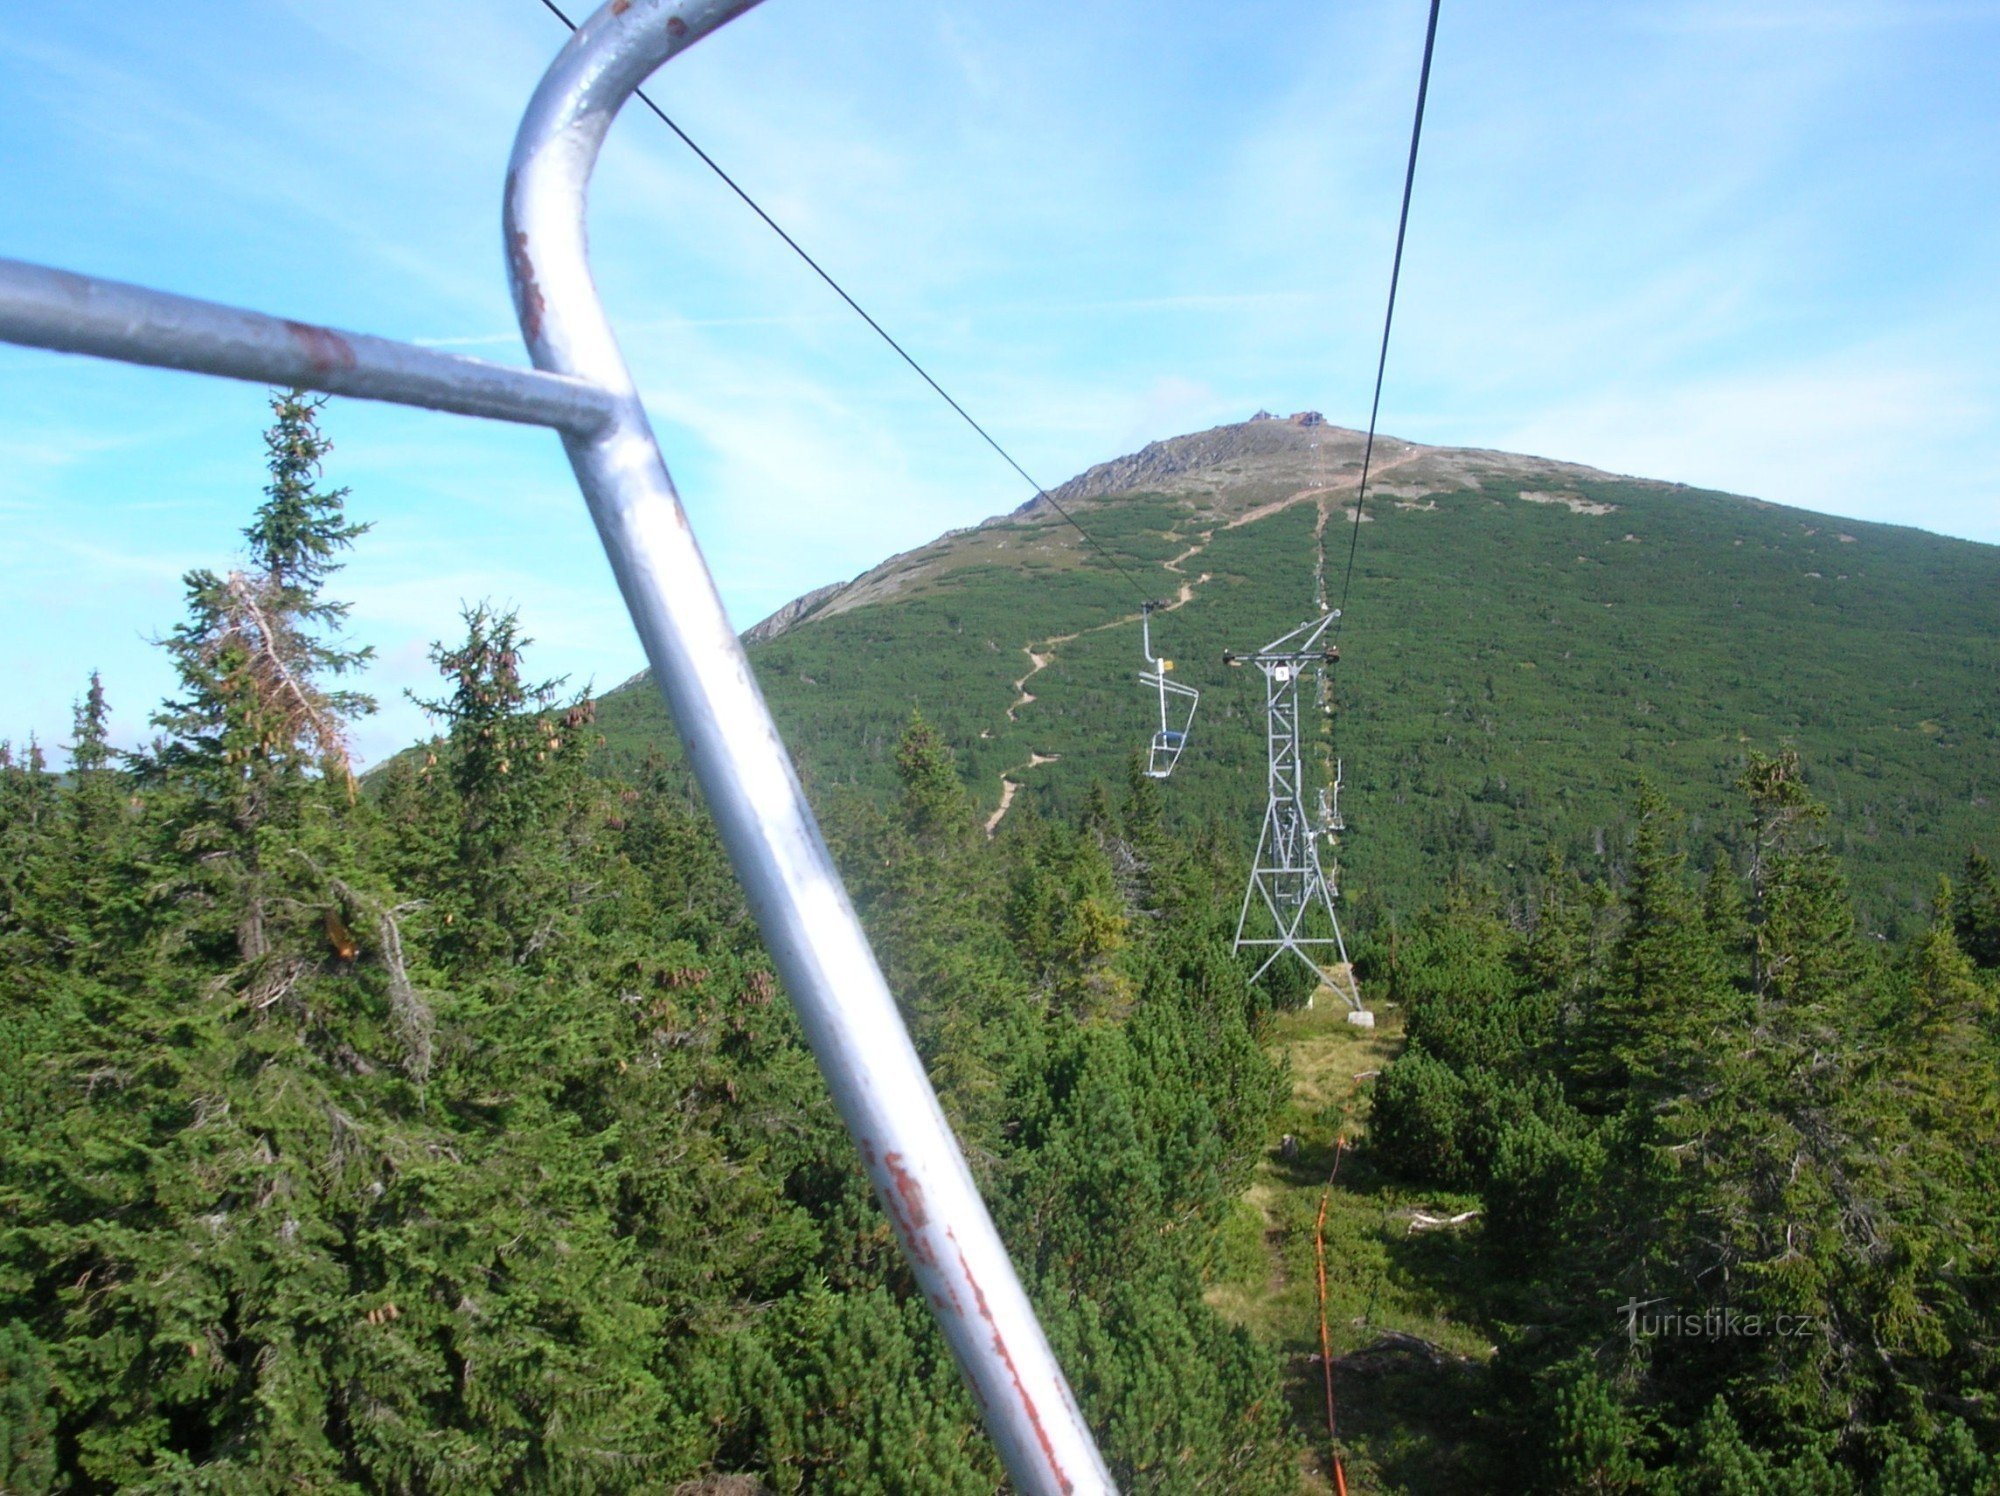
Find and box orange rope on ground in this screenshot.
[1315,1134,1350,1496]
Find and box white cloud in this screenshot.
[1494,351,1994,538]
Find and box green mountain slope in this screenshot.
[599,415,1999,936]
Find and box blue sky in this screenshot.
[4,0,1996,767]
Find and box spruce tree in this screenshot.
[250,393,370,612]
[413,602,600,973]
[1006,822,1130,1017]
[51,673,138,963]
[1740,749,1858,1010]
[1954,848,2000,969]
[0,740,62,967]
[892,708,974,842]
[0,1322,56,1495]
[65,674,122,848]
[1882,893,1999,1398]
[145,390,375,990]
[1584,783,1731,1110]
[847,711,1028,1136]
[1520,852,1600,1001]
[1700,853,1750,966]
[10,398,389,1482]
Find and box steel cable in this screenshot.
[534,0,1155,606]
[1331,0,1442,637]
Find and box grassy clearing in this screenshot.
[1206,992,1504,1495]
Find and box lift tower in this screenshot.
[1227,612,1365,1014]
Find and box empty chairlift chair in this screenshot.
[1139,602,1199,779]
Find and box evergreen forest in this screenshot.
[2,398,1997,1493]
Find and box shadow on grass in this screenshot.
[1250,1129,1509,1492]
[1332,1338,1498,1496]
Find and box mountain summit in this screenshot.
[743,416,1640,643]
[601,417,1999,933]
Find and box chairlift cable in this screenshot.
[534,0,1154,608]
[1330,0,1441,640]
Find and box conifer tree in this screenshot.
[154,392,374,789]
[1954,848,2000,969]
[1007,823,1130,1017]
[1667,1397,1776,1494]
[145,390,375,990]
[893,708,974,842]
[1520,852,1600,1001]
[1120,750,1164,849]
[414,602,599,973]
[50,673,138,962]
[1700,853,1750,966]
[0,1322,56,1494]
[1079,779,1115,838]
[1117,749,1167,883]
[66,674,121,838]
[833,711,1031,1139]
[251,394,370,611]
[1875,898,2000,1415]
[0,739,62,967]
[68,671,111,771]
[1545,1365,1646,1493]
[1583,783,1731,1109]
[1740,749,1858,1009]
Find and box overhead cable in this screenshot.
[1332,0,1442,636]
[534,0,1154,605]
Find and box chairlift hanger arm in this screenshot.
[0,2,1115,1491]
[0,258,617,436]
[510,5,1112,1491]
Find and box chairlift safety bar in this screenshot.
[1137,600,1198,779]
[0,3,1115,1491]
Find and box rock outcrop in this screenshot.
[742,579,847,645]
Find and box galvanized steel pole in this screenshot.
[503,3,1115,1491]
[0,258,617,435]
[0,3,1115,1484]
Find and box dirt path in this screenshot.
[1227,447,1424,535]
[1003,638,1072,724]
[983,752,1061,836]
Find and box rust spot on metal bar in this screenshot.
[957,1245,1073,1493]
[610,0,632,11]
[872,1151,937,1268]
[508,229,547,343]
[282,321,357,375]
[882,1151,929,1228]
[666,14,687,37]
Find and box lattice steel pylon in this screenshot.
[1227,612,1364,1012]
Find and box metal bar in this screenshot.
[0,257,617,436]
[0,4,1113,1483]
[502,3,1115,1492]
